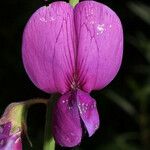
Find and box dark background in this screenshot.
[0,0,150,150]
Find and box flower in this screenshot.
[22,0,123,147]
[0,122,22,150]
[0,103,26,150]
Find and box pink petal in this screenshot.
[13,137,22,150]
[74,1,123,92]
[77,90,100,137]
[22,2,75,94]
[52,92,82,147]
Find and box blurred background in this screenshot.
[0,0,150,150]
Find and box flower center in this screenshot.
[70,74,80,90]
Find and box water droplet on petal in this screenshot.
[90,21,95,24]
[68,106,72,110]
[97,24,105,35]
[62,99,68,104]
[40,17,47,22]
[95,124,99,130]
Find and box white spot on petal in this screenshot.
[40,17,47,22]
[97,24,105,35]
[95,124,99,130]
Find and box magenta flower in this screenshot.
[22,1,123,147]
[0,122,22,150]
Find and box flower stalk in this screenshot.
[69,0,79,7]
[43,94,60,150]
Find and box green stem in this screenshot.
[69,0,79,7]
[25,98,48,106]
[43,94,60,150]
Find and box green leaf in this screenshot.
[43,94,60,150]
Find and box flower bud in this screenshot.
[0,103,25,150]
[0,122,22,150]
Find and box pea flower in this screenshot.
[22,1,123,147]
[0,103,23,149]
[0,123,22,150]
